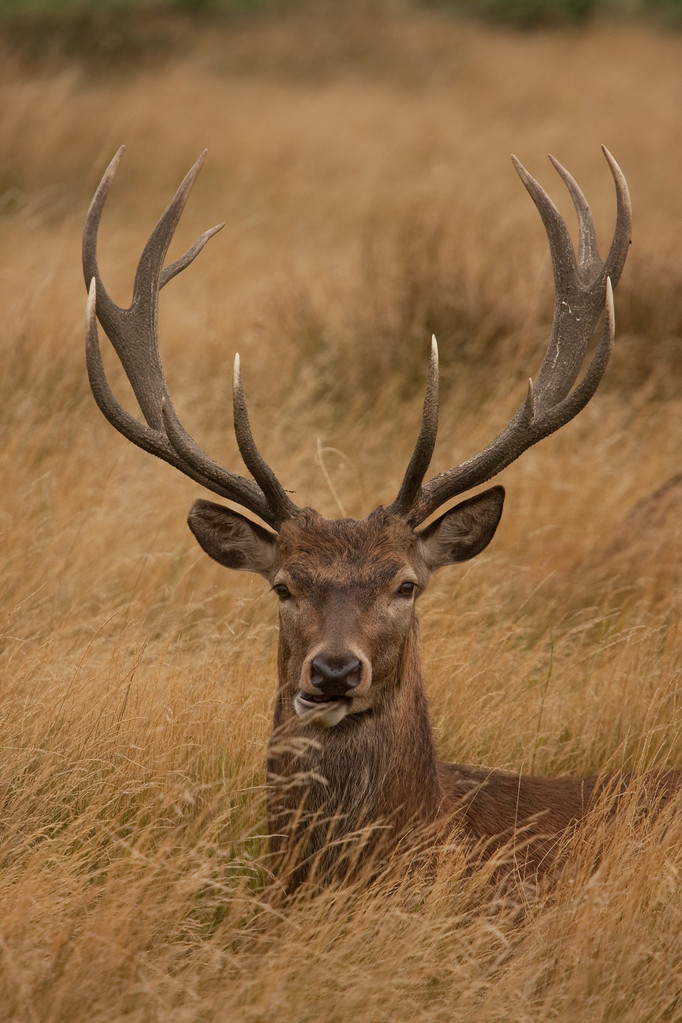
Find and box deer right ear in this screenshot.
[188,499,277,579]
[417,486,505,571]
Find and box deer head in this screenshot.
[188,491,503,727]
[83,148,631,737]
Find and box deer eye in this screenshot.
[273,583,291,601]
[397,581,416,598]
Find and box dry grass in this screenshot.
[1,7,681,1021]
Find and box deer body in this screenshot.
[82,145,679,889]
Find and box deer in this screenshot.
[82,146,677,890]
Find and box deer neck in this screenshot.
[268,618,442,834]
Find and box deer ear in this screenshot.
[188,499,277,579]
[417,486,504,571]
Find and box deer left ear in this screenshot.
[188,499,277,579]
[417,486,505,571]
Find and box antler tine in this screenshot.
[83,149,297,531]
[83,147,216,431]
[160,222,224,290]
[398,149,631,527]
[232,354,298,527]
[387,336,439,517]
[601,145,632,288]
[547,154,599,269]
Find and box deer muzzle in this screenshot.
[310,653,362,695]
[296,650,371,727]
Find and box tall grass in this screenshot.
[1,8,680,1021]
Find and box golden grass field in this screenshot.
[1,6,681,1020]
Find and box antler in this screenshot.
[83,147,298,530]
[389,146,632,527]
[84,147,631,533]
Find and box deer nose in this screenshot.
[310,654,362,696]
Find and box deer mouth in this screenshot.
[298,692,349,705]
[294,691,351,727]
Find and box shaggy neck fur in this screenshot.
[266,617,442,887]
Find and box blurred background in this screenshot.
[1,2,681,1019]
[3,0,680,599]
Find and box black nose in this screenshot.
[310,654,362,696]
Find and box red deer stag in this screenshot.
[84,146,669,888]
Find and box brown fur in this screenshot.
[237,506,680,890]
